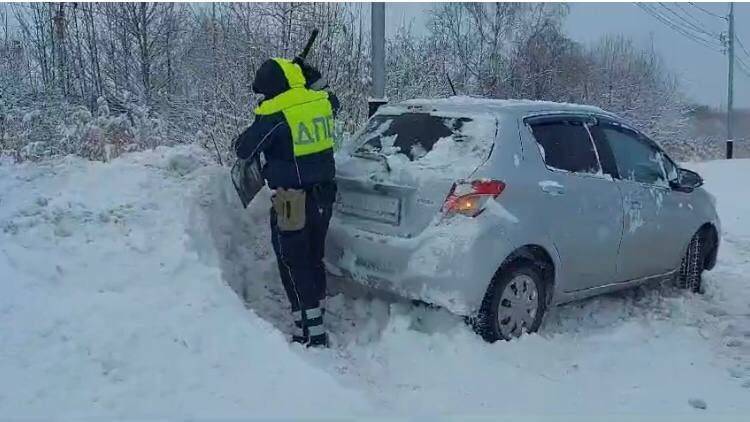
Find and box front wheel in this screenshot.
[677,231,706,293]
[476,261,547,342]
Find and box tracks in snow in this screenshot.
[190,166,750,399]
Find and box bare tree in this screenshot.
[0,2,701,162]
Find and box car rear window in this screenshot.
[354,113,474,161]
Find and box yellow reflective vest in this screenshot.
[254,58,335,157]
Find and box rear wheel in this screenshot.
[476,261,547,342]
[677,230,706,293]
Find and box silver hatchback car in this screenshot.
[325,97,720,342]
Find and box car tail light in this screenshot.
[442,180,506,217]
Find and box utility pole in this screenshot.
[3,3,8,49]
[369,2,386,117]
[726,2,735,159]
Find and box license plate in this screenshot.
[336,191,401,225]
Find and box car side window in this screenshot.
[587,124,619,179]
[599,124,668,186]
[662,154,679,182]
[529,120,601,174]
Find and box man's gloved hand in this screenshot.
[296,60,337,114]
[297,61,323,89]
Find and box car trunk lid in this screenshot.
[334,110,497,238]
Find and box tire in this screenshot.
[475,261,547,342]
[677,230,705,293]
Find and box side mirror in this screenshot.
[670,168,703,193]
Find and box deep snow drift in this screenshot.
[1,146,749,418]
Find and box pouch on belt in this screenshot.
[273,188,306,231]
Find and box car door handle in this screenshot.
[629,200,643,210]
[540,184,565,196]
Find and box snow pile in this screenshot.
[0,146,370,418]
[1,147,750,418]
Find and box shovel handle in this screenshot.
[294,29,319,64]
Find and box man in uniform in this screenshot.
[234,58,337,348]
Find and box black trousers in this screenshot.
[270,182,336,342]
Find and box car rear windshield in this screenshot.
[354,113,475,162]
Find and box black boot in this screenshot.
[291,335,308,345]
[307,332,328,348]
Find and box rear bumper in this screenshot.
[324,215,509,316]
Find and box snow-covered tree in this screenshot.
[0,2,719,162]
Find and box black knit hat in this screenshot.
[251,59,290,99]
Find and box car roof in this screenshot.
[377,96,618,119]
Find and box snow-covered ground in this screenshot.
[1,146,749,418]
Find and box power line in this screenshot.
[688,2,727,21]
[635,3,723,52]
[736,35,750,60]
[660,3,720,39]
[736,55,750,78]
[676,3,718,29]
[640,2,741,158]
[636,3,723,50]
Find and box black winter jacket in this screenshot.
[235,59,338,189]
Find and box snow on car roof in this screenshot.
[378,95,612,118]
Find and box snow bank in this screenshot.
[688,159,750,238]
[2,148,750,418]
[0,146,370,418]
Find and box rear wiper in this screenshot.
[352,150,391,172]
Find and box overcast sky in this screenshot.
[382,2,749,109]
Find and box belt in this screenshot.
[293,181,333,194]
[307,182,336,206]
